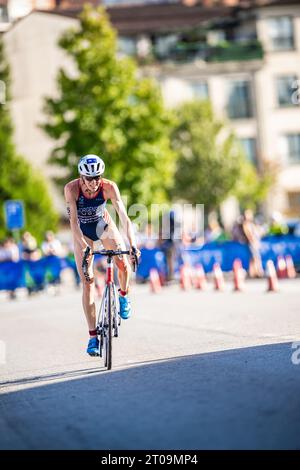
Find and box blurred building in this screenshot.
[2,0,300,217]
[0,1,101,31]
[109,0,300,217]
[0,0,9,32]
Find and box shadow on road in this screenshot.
[0,366,105,389]
[0,342,300,450]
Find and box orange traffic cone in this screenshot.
[149,268,162,293]
[266,260,279,292]
[286,255,297,279]
[194,263,208,290]
[180,265,192,291]
[277,255,287,279]
[213,263,225,291]
[233,258,245,292]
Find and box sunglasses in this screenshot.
[84,175,101,182]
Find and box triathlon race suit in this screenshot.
[76,180,111,241]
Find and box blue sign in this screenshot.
[4,200,25,230]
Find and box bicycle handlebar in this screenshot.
[92,249,131,256]
[82,246,138,282]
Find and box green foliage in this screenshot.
[42,5,176,207]
[171,100,242,211]
[233,158,276,211]
[0,39,58,241]
[0,40,13,149]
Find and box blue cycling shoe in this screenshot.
[119,295,132,320]
[87,337,99,356]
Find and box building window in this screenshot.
[118,37,137,56]
[239,138,257,165]
[154,35,178,60]
[227,80,253,119]
[288,192,300,213]
[0,5,8,22]
[276,75,298,107]
[267,17,294,51]
[283,134,300,164]
[190,81,209,100]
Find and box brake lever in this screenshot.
[130,247,139,273]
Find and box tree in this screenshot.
[171,100,242,212]
[233,158,276,211]
[171,100,274,214]
[42,5,176,208]
[0,38,58,241]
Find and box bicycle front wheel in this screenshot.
[105,283,113,370]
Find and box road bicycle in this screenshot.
[82,246,137,370]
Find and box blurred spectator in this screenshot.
[21,232,41,261]
[268,211,288,236]
[0,242,6,262]
[294,223,300,237]
[41,231,64,292]
[242,209,264,278]
[0,238,19,262]
[253,214,268,239]
[4,238,20,262]
[65,241,81,287]
[181,230,203,246]
[231,215,248,243]
[0,238,20,299]
[136,223,157,249]
[205,217,228,243]
[41,231,63,257]
[157,226,175,282]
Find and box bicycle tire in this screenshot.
[97,285,107,359]
[106,283,113,370]
[112,284,119,337]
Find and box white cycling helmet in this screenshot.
[78,154,105,177]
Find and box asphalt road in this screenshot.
[1,278,300,450]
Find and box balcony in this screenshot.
[153,39,264,64]
[207,40,264,62]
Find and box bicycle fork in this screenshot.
[97,256,119,349]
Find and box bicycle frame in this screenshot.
[82,247,137,370]
[97,254,119,369]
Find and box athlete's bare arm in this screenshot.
[102,179,137,249]
[64,180,90,251]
